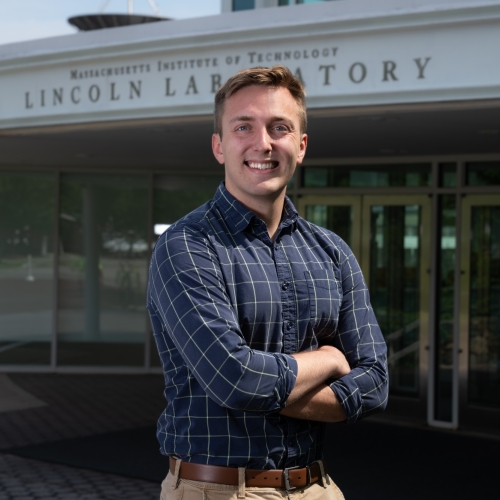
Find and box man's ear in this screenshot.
[212,133,225,165]
[297,133,308,164]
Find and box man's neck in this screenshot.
[250,195,286,242]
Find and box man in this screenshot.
[147,65,388,499]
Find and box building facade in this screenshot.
[224,0,336,13]
[0,0,499,434]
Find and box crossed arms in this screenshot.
[282,345,351,422]
[148,225,388,424]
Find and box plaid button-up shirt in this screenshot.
[147,183,388,470]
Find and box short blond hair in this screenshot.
[214,65,307,136]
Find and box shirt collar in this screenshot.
[213,182,299,235]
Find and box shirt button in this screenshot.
[282,282,288,290]
[287,322,293,330]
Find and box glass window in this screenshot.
[150,173,223,366]
[439,163,457,188]
[57,174,149,367]
[467,162,500,186]
[153,174,222,229]
[0,172,55,365]
[469,205,500,408]
[303,164,432,188]
[233,0,255,11]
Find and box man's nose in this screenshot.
[253,127,273,152]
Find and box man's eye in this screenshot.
[275,125,288,132]
[236,125,248,131]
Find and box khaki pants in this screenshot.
[160,466,345,500]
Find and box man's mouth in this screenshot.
[245,161,279,170]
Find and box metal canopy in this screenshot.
[68,0,168,32]
[68,13,169,31]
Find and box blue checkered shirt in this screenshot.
[147,183,388,470]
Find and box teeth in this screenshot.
[247,162,276,170]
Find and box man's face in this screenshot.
[212,85,307,207]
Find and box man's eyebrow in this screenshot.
[273,116,295,127]
[229,115,295,127]
[229,115,254,123]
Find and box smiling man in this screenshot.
[147,66,388,500]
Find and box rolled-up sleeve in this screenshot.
[329,240,389,424]
[148,225,298,413]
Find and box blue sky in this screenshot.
[0,0,221,46]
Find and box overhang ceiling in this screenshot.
[0,101,499,171]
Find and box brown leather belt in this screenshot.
[169,457,326,490]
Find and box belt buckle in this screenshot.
[283,465,300,492]
[309,460,327,488]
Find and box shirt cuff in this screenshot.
[269,353,298,412]
[330,375,363,424]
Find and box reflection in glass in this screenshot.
[151,174,223,366]
[0,172,55,365]
[58,174,149,366]
[153,175,222,227]
[370,205,421,396]
[435,195,456,421]
[305,205,352,247]
[469,206,500,408]
[303,164,431,188]
[467,162,500,186]
[439,164,457,188]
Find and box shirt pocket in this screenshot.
[304,268,342,339]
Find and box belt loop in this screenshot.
[171,457,182,489]
[317,460,329,489]
[238,468,246,498]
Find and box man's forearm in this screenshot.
[285,345,350,406]
[280,384,346,422]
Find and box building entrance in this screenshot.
[299,194,432,423]
[1,161,499,436]
[298,179,500,432]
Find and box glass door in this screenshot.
[362,196,431,406]
[299,195,431,415]
[459,196,500,430]
[297,196,361,260]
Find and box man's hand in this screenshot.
[317,345,351,379]
[285,345,350,406]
